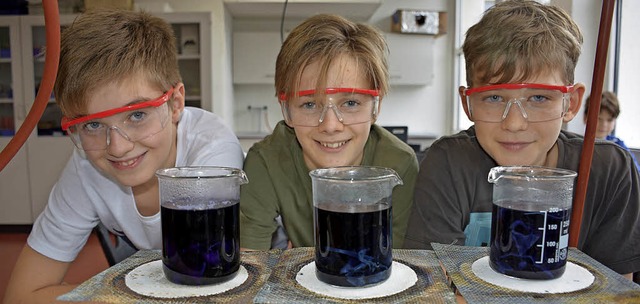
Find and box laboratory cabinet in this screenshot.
[232,30,434,86]
[0,12,213,224]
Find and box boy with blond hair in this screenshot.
[5,9,243,303]
[240,14,418,250]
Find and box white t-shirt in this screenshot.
[28,107,244,262]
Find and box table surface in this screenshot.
[58,247,640,303]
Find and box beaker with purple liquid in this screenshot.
[156,167,248,285]
[487,166,576,280]
[310,166,402,287]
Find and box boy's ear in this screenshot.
[170,83,186,123]
[459,86,473,120]
[562,83,585,123]
[372,97,382,124]
[279,99,295,128]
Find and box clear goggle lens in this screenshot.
[66,104,170,151]
[280,88,380,127]
[464,83,574,123]
[61,88,174,151]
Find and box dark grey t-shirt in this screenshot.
[405,126,640,275]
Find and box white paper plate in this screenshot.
[125,260,248,298]
[471,256,594,293]
[295,261,417,299]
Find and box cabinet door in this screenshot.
[232,32,281,84]
[0,16,31,224]
[158,12,213,112]
[20,15,76,220]
[386,33,434,86]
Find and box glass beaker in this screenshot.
[156,166,248,285]
[487,166,577,280]
[309,166,402,287]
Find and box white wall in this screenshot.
[367,0,453,138]
[565,0,601,134]
[615,0,640,148]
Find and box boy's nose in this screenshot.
[318,104,345,131]
[501,100,528,130]
[106,127,135,156]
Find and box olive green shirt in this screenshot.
[240,121,419,250]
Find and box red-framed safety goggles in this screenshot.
[61,87,175,131]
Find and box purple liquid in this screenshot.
[314,205,392,287]
[489,202,570,280]
[161,201,240,285]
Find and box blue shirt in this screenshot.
[606,135,640,172]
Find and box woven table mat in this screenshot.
[58,249,282,303]
[253,247,456,303]
[432,243,640,304]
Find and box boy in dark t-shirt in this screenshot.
[404,0,640,280]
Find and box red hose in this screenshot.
[569,0,616,248]
[0,0,60,172]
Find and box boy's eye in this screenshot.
[529,95,549,103]
[299,101,318,110]
[82,121,104,132]
[483,95,503,103]
[339,99,361,112]
[128,110,147,122]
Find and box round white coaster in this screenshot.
[295,261,417,299]
[471,256,594,293]
[125,260,248,298]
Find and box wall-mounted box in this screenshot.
[391,9,446,36]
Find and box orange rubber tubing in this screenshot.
[0,0,59,172]
[569,0,616,248]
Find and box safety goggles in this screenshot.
[61,87,174,151]
[279,88,380,127]
[463,83,574,123]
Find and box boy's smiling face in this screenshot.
[461,70,584,167]
[83,78,184,190]
[288,54,377,171]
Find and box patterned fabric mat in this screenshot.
[432,243,640,304]
[253,247,457,303]
[58,249,281,303]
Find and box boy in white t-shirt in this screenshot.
[4,9,243,303]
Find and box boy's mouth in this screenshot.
[499,141,530,151]
[319,140,348,149]
[110,153,145,169]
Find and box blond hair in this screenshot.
[54,9,181,117]
[275,14,389,99]
[462,0,583,86]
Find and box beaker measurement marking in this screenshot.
[536,210,548,264]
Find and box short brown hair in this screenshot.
[584,91,620,118]
[54,9,181,117]
[275,14,389,99]
[462,0,583,86]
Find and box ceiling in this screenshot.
[223,0,382,21]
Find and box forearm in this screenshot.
[4,283,78,304]
[3,246,74,304]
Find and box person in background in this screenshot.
[4,9,243,303]
[583,91,640,172]
[239,14,418,250]
[404,0,640,280]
